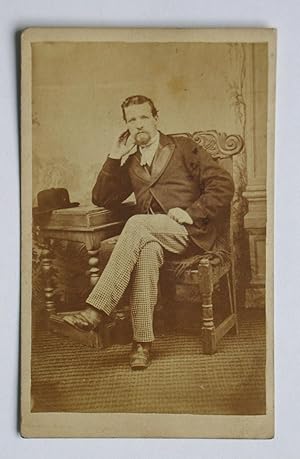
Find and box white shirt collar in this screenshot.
[138,131,160,167]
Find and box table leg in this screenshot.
[87,248,100,288]
[41,240,56,315]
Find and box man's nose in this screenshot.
[136,120,144,130]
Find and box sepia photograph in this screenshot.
[21,27,275,438]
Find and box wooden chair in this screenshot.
[160,130,244,354]
[96,130,244,352]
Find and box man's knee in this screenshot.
[123,214,150,233]
[122,215,163,250]
[126,214,148,225]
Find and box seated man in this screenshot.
[64,95,234,370]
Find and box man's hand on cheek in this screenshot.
[109,130,136,160]
[167,208,193,225]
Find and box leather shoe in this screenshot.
[63,308,103,332]
[129,342,152,370]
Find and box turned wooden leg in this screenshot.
[88,248,100,288]
[41,241,56,315]
[198,258,217,354]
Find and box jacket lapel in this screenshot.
[150,135,175,186]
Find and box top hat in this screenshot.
[33,188,80,217]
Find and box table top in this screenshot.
[37,202,136,232]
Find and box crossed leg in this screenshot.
[64,214,190,342]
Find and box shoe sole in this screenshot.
[130,362,151,370]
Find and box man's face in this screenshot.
[124,102,158,146]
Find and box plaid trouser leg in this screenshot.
[86,214,190,340]
[129,241,164,342]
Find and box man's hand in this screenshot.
[109,130,137,160]
[168,208,193,225]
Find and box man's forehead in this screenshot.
[124,102,153,116]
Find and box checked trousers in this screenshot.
[86,214,190,342]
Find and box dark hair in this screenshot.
[121,95,158,122]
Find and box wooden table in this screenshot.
[37,202,135,347]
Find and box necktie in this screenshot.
[137,146,152,175]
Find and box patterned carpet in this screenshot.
[31,309,265,415]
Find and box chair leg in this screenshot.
[198,258,217,354]
[226,271,239,336]
[201,291,217,354]
[226,272,234,314]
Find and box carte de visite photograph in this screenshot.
[21,28,275,438]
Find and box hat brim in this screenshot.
[33,202,80,216]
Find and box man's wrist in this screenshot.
[108,153,122,160]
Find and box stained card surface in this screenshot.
[21,27,275,438]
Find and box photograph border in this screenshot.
[21,27,276,438]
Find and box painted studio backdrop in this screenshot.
[32,41,267,310]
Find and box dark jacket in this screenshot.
[92,132,234,252]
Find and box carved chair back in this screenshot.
[173,129,244,178]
